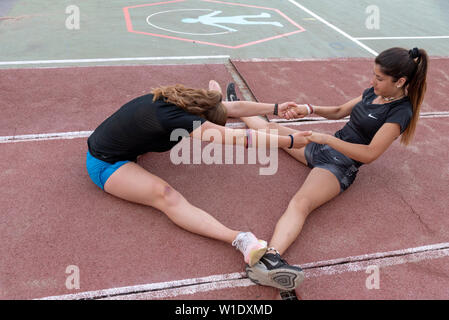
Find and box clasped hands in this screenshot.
[276,102,310,120]
[276,102,330,147]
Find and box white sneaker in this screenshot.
[232,232,267,266]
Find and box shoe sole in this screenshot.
[245,264,305,291]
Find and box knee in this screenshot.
[288,196,313,216]
[155,184,184,208]
[266,122,278,131]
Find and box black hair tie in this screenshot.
[409,47,420,59]
[288,134,294,149]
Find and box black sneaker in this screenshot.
[245,253,304,291]
[226,82,240,101]
[280,290,299,300]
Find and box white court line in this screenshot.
[0,131,92,143]
[37,242,449,300]
[231,57,372,63]
[0,55,230,66]
[2,112,449,143]
[287,0,379,56]
[228,56,449,62]
[355,36,449,41]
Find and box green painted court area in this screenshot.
[1,0,448,67]
[2,0,449,302]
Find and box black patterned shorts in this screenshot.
[304,142,359,192]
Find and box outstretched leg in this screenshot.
[269,167,341,255]
[241,116,308,165]
[246,167,341,290]
[103,161,267,265]
[104,161,239,243]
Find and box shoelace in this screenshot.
[263,250,290,267]
[267,247,280,255]
[232,233,250,253]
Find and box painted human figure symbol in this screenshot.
[182,11,283,32]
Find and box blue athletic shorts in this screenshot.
[86,151,130,190]
[304,142,359,192]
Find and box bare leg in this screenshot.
[241,116,341,255]
[269,167,341,255]
[241,116,308,165]
[243,114,341,247]
[104,162,240,244]
[244,167,340,291]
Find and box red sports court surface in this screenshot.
[1,59,449,300]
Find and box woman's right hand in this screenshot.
[282,104,310,120]
[291,131,312,148]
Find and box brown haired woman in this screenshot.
[86,81,311,268]
[240,47,428,291]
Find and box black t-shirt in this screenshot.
[87,93,207,163]
[335,87,413,145]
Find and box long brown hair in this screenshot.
[375,47,428,145]
[151,84,227,126]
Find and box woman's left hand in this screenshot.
[278,102,302,119]
[307,132,331,145]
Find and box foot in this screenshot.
[208,80,222,94]
[232,232,267,267]
[226,82,240,101]
[245,252,305,290]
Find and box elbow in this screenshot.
[358,146,378,164]
[331,106,344,120]
[363,153,379,165]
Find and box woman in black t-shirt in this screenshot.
[242,47,429,291]
[86,81,311,268]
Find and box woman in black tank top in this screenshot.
[242,47,429,291]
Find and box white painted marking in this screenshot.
[0,55,231,66]
[2,55,446,68]
[305,248,449,279]
[287,0,379,56]
[39,271,247,300]
[300,242,449,270]
[146,9,230,36]
[230,112,449,127]
[231,56,449,63]
[0,131,92,143]
[355,36,449,40]
[100,278,255,300]
[37,242,449,300]
[1,113,448,143]
[234,57,371,63]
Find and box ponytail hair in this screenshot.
[375,47,428,145]
[151,84,227,126]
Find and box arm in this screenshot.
[312,95,362,120]
[284,95,362,120]
[223,101,297,118]
[307,123,401,164]
[190,120,311,149]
